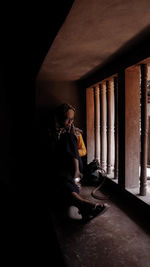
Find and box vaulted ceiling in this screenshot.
[37,0,150,82]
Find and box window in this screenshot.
[86,58,150,205]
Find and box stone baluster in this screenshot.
[94,85,100,162]
[86,87,95,164]
[106,80,112,174]
[100,82,107,170]
[114,76,119,179]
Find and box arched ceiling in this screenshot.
[37,0,150,82]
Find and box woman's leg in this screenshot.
[71,192,95,207]
[70,192,109,220]
[73,158,83,179]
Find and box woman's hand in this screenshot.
[74,172,83,189]
[70,123,76,135]
[74,171,83,180]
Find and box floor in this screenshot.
[50,185,150,267]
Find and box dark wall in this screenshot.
[1,0,74,192]
[36,79,85,127]
[1,2,74,265]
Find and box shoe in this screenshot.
[74,177,81,189]
[79,203,110,222]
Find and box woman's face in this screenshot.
[64,109,75,130]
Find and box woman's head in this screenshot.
[55,103,75,129]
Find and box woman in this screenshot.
[48,103,109,221]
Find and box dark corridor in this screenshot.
[1,1,150,266]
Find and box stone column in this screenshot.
[118,67,140,189]
[140,64,148,196]
[118,71,125,187]
[125,66,140,189]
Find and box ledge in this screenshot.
[104,176,150,222]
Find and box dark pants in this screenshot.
[50,133,82,207]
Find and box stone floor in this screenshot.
[50,185,150,267]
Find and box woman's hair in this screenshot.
[55,103,75,126]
